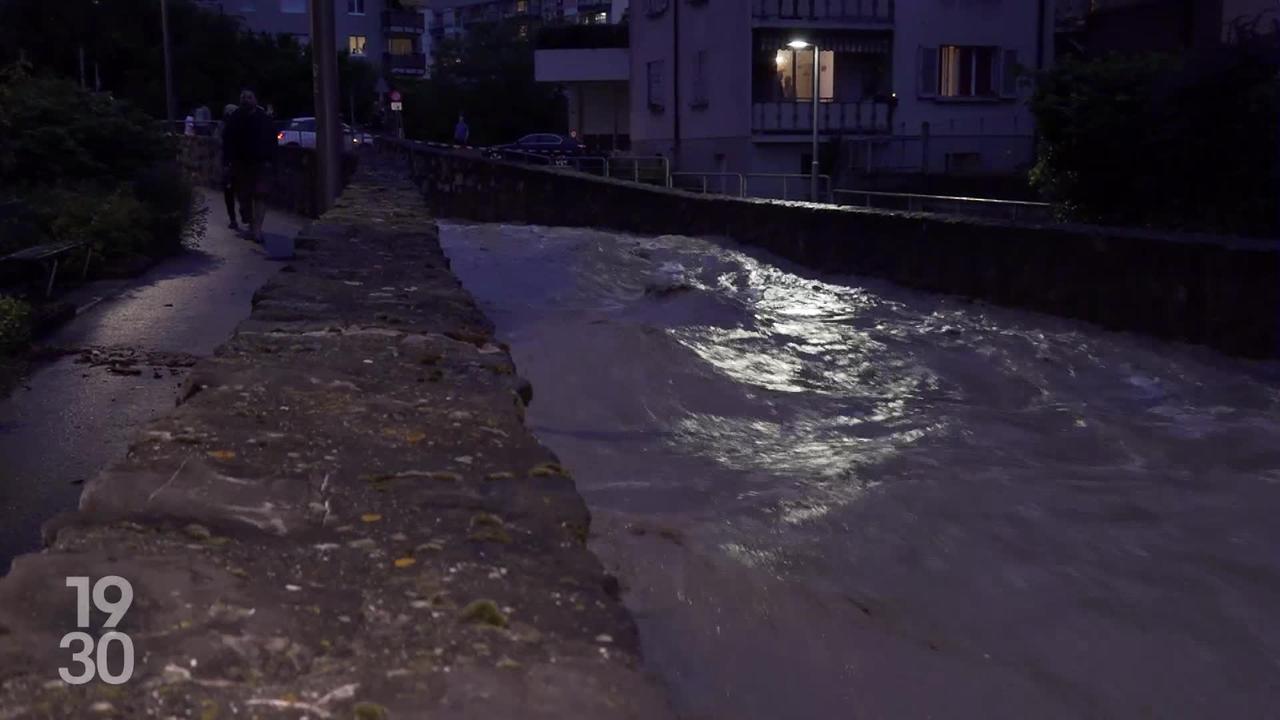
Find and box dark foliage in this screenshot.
[0,66,194,262]
[399,21,565,146]
[1031,37,1280,236]
[0,0,378,124]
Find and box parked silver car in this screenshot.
[276,117,374,150]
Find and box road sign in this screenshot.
[390,101,403,111]
[389,90,402,102]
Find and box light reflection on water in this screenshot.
[441,223,1280,720]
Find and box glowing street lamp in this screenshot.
[788,39,820,201]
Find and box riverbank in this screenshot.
[0,167,669,717]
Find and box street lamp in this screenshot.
[788,38,820,202]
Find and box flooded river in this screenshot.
[440,222,1280,720]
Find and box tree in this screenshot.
[0,0,376,124]
[400,21,565,145]
[1030,39,1280,236]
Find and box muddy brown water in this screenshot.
[441,222,1280,720]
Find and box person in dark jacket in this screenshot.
[215,103,247,230]
[222,89,276,243]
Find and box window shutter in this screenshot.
[1000,49,1018,97]
[918,47,938,98]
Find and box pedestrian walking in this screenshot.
[222,89,276,243]
[453,114,469,145]
[214,103,247,230]
[194,104,213,135]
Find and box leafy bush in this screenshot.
[0,65,194,261]
[1031,43,1280,235]
[133,162,197,255]
[0,296,31,355]
[0,66,173,188]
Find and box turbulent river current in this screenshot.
[440,222,1280,720]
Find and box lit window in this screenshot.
[389,37,414,55]
[348,35,367,56]
[347,0,364,14]
[772,48,834,101]
[938,45,996,97]
[516,0,528,12]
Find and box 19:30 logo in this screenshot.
[59,576,135,685]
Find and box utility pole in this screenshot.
[160,0,176,125]
[310,0,343,211]
[810,44,820,202]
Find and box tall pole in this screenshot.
[310,0,342,211]
[160,0,176,125]
[810,44,820,202]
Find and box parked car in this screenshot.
[487,133,586,158]
[276,117,374,150]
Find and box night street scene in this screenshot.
[1,0,1279,717]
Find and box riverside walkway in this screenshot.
[0,163,671,719]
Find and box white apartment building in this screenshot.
[629,0,1055,185]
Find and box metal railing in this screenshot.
[486,150,670,186]
[752,0,894,23]
[670,172,747,197]
[744,173,833,202]
[833,189,1053,222]
[752,100,892,135]
[605,156,670,185]
[667,172,834,202]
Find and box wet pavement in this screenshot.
[0,191,301,571]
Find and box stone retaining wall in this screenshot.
[392,142,1280,359]
[178,136,358,219]
[0,163,672,718]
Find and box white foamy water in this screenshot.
[441,222,1280,720]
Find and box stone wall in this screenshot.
[0,163,672,718]
[177,135,357,218]
[392,141,1280,359]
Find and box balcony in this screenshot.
[383,52,427,76]
[752,99,892,136]
[383,9,425,34]
[753,0,894,25]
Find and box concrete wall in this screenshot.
[395,141,1280,359]
[894,0,1049,142]
[535,48,630,81]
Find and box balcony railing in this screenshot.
[535,23,628,49]
[383,52,427,75]
[753,0,894,23]
[383,9,425,34]
[752,99,892,135]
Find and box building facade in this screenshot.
[217,0,429,79]
[532,10,631,152]
[630,0,1055,189]
[426,0,627,39]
